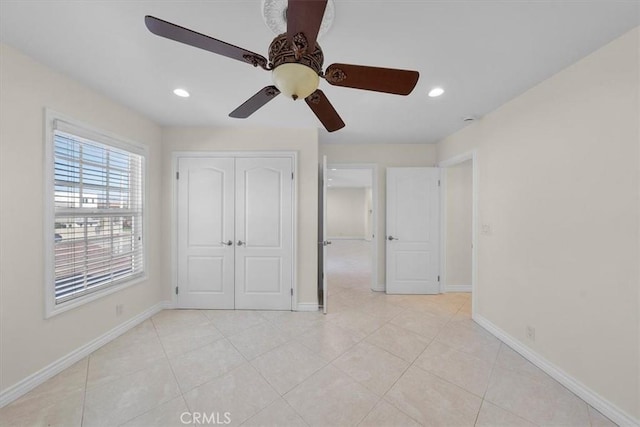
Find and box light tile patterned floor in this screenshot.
[0,241,617,426]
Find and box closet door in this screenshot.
[235,157,293,310]
[177,157,235,309]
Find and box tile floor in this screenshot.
[0,240,617,426]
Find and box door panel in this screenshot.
[187,256,224,292]
[235,157,293,310]
[178,158,235,308]
[386,167,440,294]
[244,167,282,247]
[244,257,282,293]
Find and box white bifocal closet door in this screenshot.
[177,157,235,309]
[235,157,293,310]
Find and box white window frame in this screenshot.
[44,109,148,318]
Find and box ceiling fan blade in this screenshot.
[229,86,281,118]
[145,16,269,70]
[305,90,345,132]
[287,0,327,53]
[324,63,420,95]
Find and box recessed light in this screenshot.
[428,87,444,97]
[173,88,190,98]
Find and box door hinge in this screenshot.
[438,180,440,186]
[290,288,293,296]
[437,275,440,282]
[291,172,294,180]
[176,171,180,180]
[175,286,179,295]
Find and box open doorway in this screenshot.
[325,165,377,295]
[439,152,477,315]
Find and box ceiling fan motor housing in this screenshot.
[269,33,324,74]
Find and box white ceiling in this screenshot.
[1,1,638,145]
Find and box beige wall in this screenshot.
[437,28,639,420]
[445,160,473,288]
[327,187,367,238]
[161,127,318,306]
[320,144,437,289]
[364,187,373,239]
[0,44,163,392]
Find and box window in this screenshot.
[46,113,145,315]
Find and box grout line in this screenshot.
[150,314,184,395]
[113,314,187,425]
[472,341,502,426]
[80,356,90,427]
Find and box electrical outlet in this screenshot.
[526,325,536,341]
[116,304,124,316]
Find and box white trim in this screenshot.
[43,108,150,318]
[326,163,378,292]
[291,154,298,311]
[295,303,319,312]
[438,151,478,314]
[0,301,171,408]
[474,314,639,427]
[439,167,447,293]
[445,284,472,292]
[373,282,386,292]
[171,151,298,310]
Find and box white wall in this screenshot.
[0,44,163,393]
[437,28,639,422]
[161,127,318,306]
[327,187,367,238]
[364,187,373,240]
[320,144,437,290]
[445,160,473,289]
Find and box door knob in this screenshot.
[323,240,332,246]
[237,240,245,246]
[221,240,233,246]
[388,235,398,241]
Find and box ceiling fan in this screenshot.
[145,0,420,132]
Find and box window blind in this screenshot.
[53,128,144,304]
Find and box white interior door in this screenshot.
[177,157,235,308]
[235,157,293,310]
[386,167,440,294]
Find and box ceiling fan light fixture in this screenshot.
[272,63,319,100]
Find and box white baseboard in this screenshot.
[445,284,472,292]
[296,303,319,312]
[474,314,639,427]
[0,300,172,408]
[372,283,385,292]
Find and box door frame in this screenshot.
[438,150,478,313]
[170,151,298,310]
[325,163,379,292]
